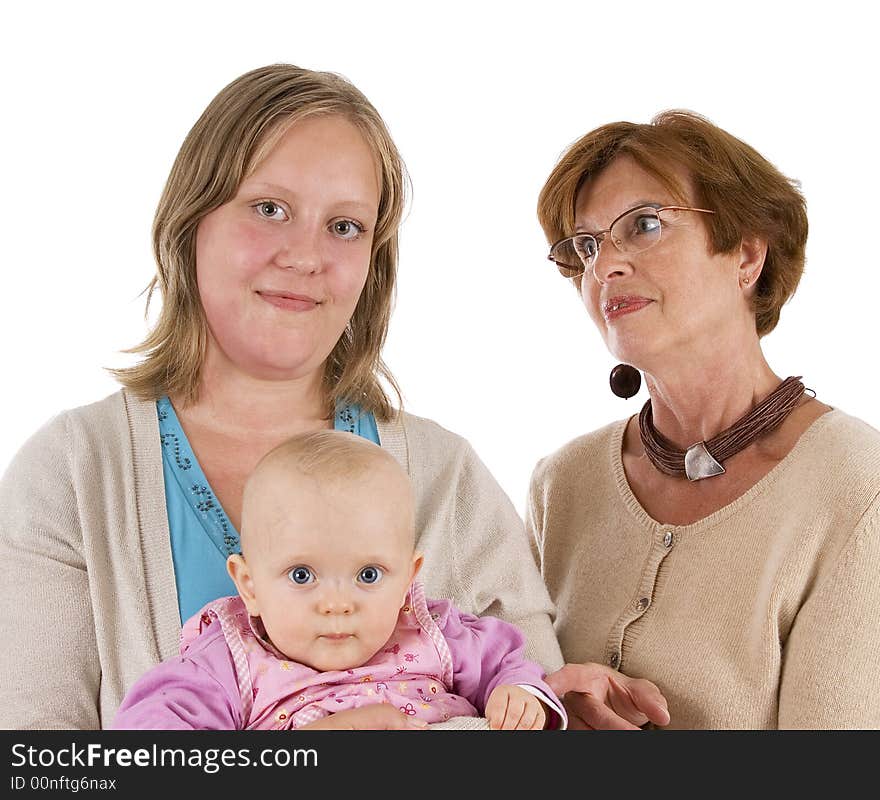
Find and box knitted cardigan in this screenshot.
[0,390,562,729]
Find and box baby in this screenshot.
[113,430,565,730]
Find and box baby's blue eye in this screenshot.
[288,566,313,585]
[358,566,383,584]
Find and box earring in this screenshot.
[609,364,641,398]
[742,277,750,286]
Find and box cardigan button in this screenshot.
[663,531,674,548]
[635,597,650,612]
[609,652,620,669]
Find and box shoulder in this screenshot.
[0,389,158,533]
[425,594,525,646]
[530,418,626,490]
[378,410,486,483]
[180,595,246,654]
[0,390,122,495]
[178,620,236,670]
[795,409,880,489]
[172,601,241,687]
[65,389,157,443]
[178,618,232,664]
[808,409,880,460]
[379,409,474,458]
[23,389,157,473]
[8,389,151,462]
[424,595,457,628]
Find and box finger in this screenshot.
[606,677,651,727]
[515,708,537,730]
[566,691,641,731]
[501,697,526,730]
[611,676,670,727]
[485,693,505,730]
[518,704,543,730]
[630,679,671,727]
[533,703,548,730]
[493,694,514,730]
[561,694,592,730]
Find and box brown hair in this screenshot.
[537,110,808,336]
[111,64,406,419]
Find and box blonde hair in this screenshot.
[255,429,402,484]
[111,64,407,419]
[538,110,808,336]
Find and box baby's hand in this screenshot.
[485,684,547,730]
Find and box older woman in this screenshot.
[0,64,582,730]
[532,111,880,729]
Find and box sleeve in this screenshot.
[524,457,548,576]
[436,600,566,729]
[439,441,564,673]
[111,637,242,730]
[0,414,101,729]
[778,496,880,729]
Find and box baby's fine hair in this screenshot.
[255,429,403,486]
[240,430,415,555]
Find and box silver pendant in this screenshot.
[684,441,725,481]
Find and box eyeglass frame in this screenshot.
[547,204,716,277]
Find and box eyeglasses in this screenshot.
[547,205,716,279]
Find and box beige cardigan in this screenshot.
[0,390,562,729]
[528,409,880,729]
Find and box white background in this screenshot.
[1,0,877,514]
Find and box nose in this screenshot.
[317,583,354,616]
[591,243,634,285]
[274,224,323,274]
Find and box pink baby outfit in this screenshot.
[185,582,479,728]
[113,582,565,729]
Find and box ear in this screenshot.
[401,552,424,607]
[410,552,424,583]
[227,554,260,616]
[738,236,768,289]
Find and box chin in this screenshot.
[240,346,328,382]
[605,332,659,371]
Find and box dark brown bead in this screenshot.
[609,364,641,398]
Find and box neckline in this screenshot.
[155,395,379,557]
[157,395,241,557]
[610,407,840,533]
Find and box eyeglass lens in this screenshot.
[550,207,664,278]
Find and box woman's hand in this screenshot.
[299,703,429,730]
[546,663,670,730]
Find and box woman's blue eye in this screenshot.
[634,215,661,235]
[331,219,364,240]
[358,566,383,584]
[575,236,598,260]
[256,201,287,220]
[288,566,313,585]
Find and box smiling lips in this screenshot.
[257,290,320,311]
[602,295,653,322]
